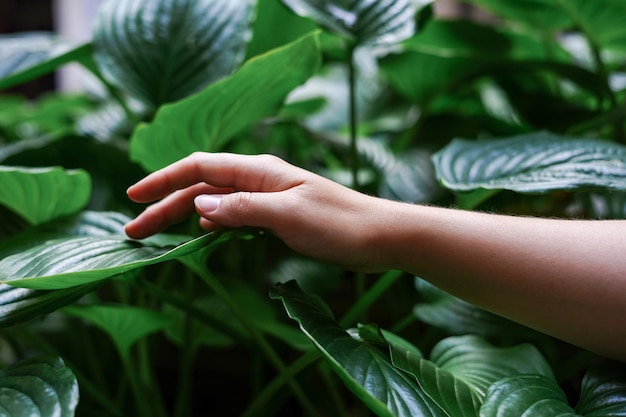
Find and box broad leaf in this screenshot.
[392,335,553,417]
[130,33,322,172]
[270,280,446,417]
[0,166,91,226]
[280,0,421,47]
[414,278,543,342]
[93,0,255,108]
[480,374,577,417]
[0,232,232,290]
[463,0,572,32]
[0,356,78,417]
[64,304,170,362]
[432,132,626,194]
[576,362,626,415]
[0,33,91,91]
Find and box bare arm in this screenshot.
[125,152,626,361]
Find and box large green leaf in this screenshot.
[0,33,91,91]
[63,304,170,362]
[392,335,553,417]
[0,232,234,290]
[0,167,91,226]
[270,280,447,417]
[280,0,421,46]
[130,32,322,172]
[432,132,626,194]
[0,356,78,417]
[93,0,255,108]
[463,0,572,32]
[480,362,626,416]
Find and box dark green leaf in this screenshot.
[280,0,421,46]
[0,166,91,226]
[0,33,91,91]
[130,32,322,172]
[93,0,255,108]
[270,280,446,417]
[0,232,230,290]
[393,335,554,417]
[480,374,578,417]
[0,356,78,417]
[576,362,626,416]
[64,304,170,361]
[463,0,572,32]
[433,132,626,193]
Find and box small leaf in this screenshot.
[280,0,421,46]
[0,33,91,91]
[64,304,170,362]
[0,166,91,226]
[0,356,79,417]
[432,132,626,194]
[480,374,578,417]
[130,32,322,172]
[270,280,447,417]
[93,0,255,108]
[393,335,554,417]
[0,232,231,290]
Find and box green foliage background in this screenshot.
[0,0,626,416]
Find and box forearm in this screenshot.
[374,201,626,361]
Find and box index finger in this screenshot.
[127,152,305,203]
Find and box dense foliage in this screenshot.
[1,0,626,416]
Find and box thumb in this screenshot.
[194,192,274,229]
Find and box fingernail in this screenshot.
[195,195,222,213]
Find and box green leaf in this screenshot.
[393,335,554,417]
[0,166,91,226]
[432,132,626,194]
[93,0,255,108]
[280,0,421,46]
[270,280,447,417]
[463,0,573,32]
[0,232,231,290]
[63,304,170,362]
[576,362,626,416]
[413,279,544,342]
[480,374,578,417]
[0,356,78,417]
[129,32,322,172]
[0,33,91,91]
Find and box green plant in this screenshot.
[1,0,626,416]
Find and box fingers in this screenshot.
[125,183,225,239]
[127,152,304,203]
[194,191,282,230]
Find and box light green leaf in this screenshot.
[432,132,626,194]
[0,33,91,91]
[64,304,170,362]
[0,232,231,290]
[270,280,447,417]
[280,0,421,46]
[0,356,78,417]
[129,32,322,172]
[393,335,554,417]
[93,0,255,108]
[0,166,91,226]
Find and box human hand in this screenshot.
[125,152,389,272]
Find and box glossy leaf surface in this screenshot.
[280,0,420,46]
[433,132,626,193]
[0,33,90,91]
[0,167,91,226]
[270,280,446,417]
[0,356,78,417]
[130,33,321,172]
[0,232,226,290]
[392,335,553,417]
[93,0,255,108]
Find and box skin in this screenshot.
[126,152,626,362]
